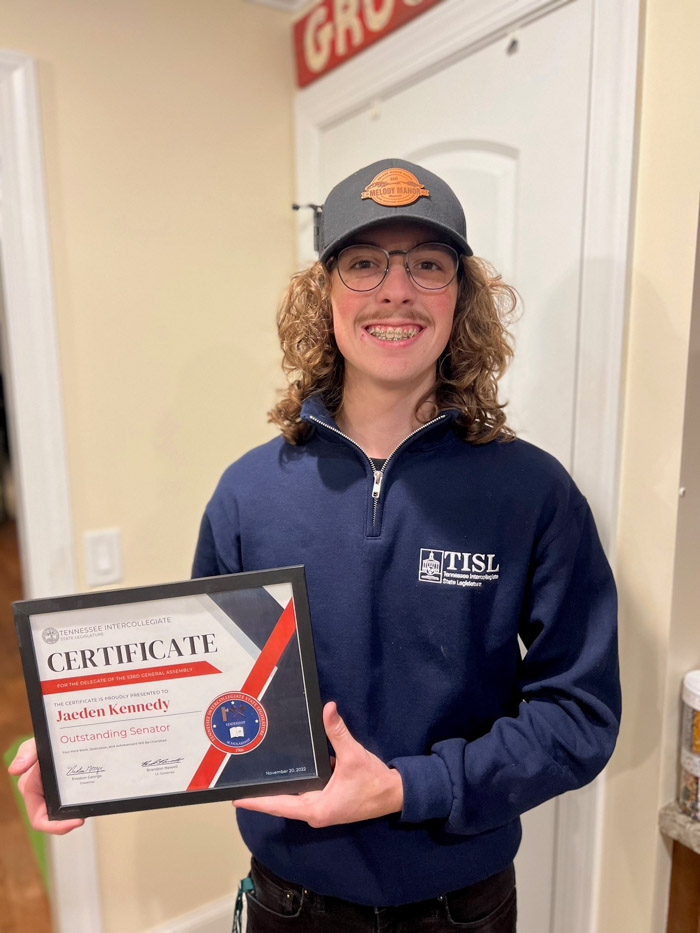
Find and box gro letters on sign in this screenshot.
[294,0,447,88]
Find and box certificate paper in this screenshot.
[14,567,331,819]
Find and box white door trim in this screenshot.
[0,49,102,933]
[554,4,638,930]
[293,2,639,931]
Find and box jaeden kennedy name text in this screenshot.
[56,697,171,723]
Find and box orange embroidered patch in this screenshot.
[361,168,430,207]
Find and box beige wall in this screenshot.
[3,0,296,591]
[597,0,700,930]
[2,0,296,929]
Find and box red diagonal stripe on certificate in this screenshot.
[40,661,221,695]
[187,745,226,793]
[240,597,296,698]
[187,598,297,791]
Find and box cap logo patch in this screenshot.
[361,168,429,207]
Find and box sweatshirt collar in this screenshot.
[300,393,460,450]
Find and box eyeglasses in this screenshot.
[335,242,460,292]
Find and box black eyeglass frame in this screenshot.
[333,241,461,292]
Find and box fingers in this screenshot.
[7,737,38,775]
[15,759,84,835]
[32,815,85,835]
[323,702,352,746]
[234,792,333,828]
[234,792,318,821]
[17,762,48,828]
[232,701,400,827]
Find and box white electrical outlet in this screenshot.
[84,528,123,586]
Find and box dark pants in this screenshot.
[243,858,516,932]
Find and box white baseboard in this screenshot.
[145,894,236,933]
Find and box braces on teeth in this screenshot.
[366,326,420,341]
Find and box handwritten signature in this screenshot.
[67,764,105,776]
[141,757,184,767]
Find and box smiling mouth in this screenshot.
[365,324,422,341]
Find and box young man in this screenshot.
[10,159,621,932]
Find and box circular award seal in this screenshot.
[204,692,267,755]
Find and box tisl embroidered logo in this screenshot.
[418,549,500,588]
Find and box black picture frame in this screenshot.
[13,566,331,820]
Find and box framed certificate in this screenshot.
[13,567,331,819]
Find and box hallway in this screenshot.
[0,520,51,932]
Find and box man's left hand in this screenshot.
[233,702,404,827]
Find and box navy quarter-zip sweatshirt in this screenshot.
[192,395,620,906]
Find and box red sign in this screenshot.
[294,0,446,88]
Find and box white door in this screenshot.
[313,0,592,468]
[297,2,594,930]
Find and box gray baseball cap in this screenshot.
[315,158,473,261]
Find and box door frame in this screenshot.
[293,2,639,931]
[0,50,102,933]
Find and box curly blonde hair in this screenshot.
[268,256,518,445]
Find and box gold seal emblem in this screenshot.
[361,168,430,207]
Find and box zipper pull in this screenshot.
[372,470,384,500]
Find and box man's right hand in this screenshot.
[8,738,85,835]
